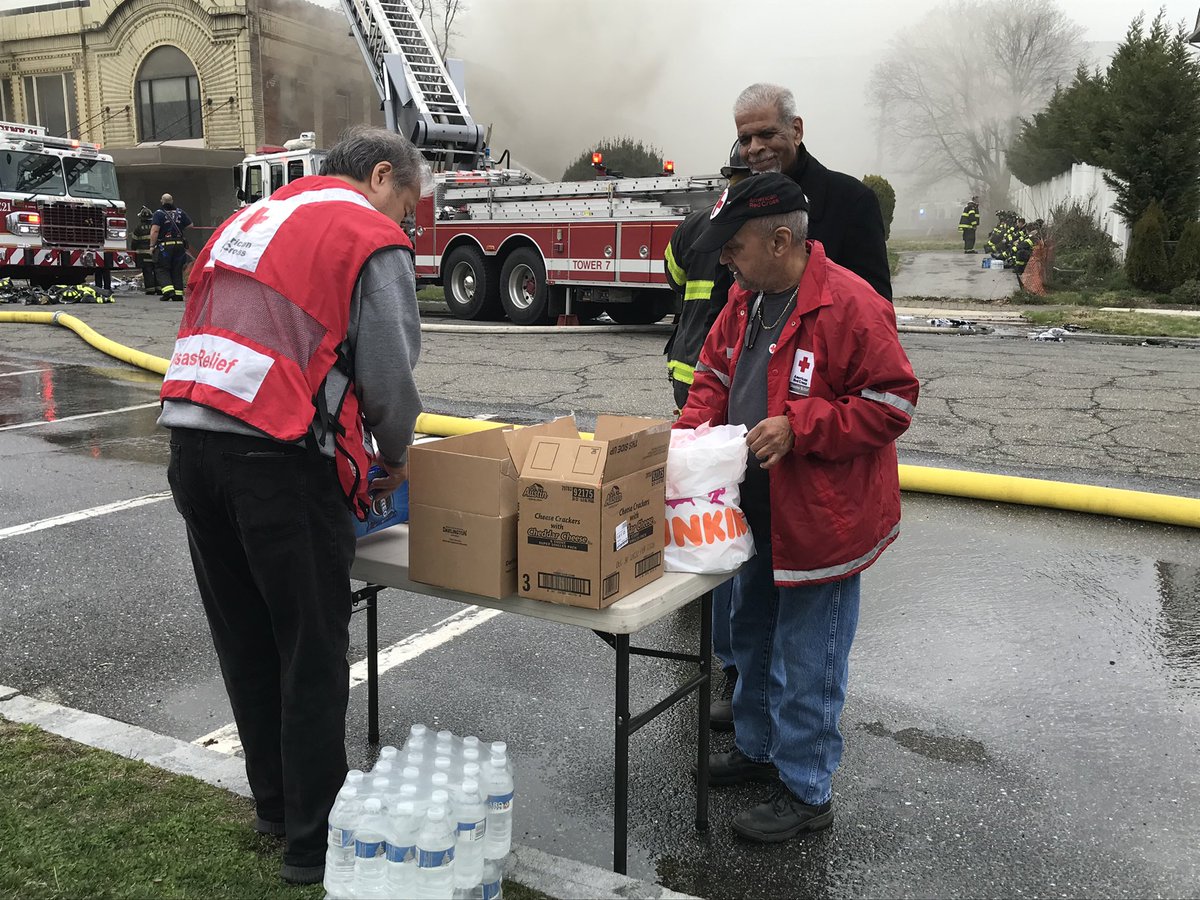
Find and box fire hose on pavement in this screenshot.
[2,309,1198,529]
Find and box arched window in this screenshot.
[136,46,203,142]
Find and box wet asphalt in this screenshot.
[1,284,1199,898]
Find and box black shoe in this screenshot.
[710,668,736,732]
[733,786,833,843]
[704,747,779,787]
[159,295,171,302]
[280,862,324,885]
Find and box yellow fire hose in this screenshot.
[3,309,1198,529]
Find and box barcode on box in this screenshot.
[635,551,662,578]
[538,572,591,596]
[602,572,620,600]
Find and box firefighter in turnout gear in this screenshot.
[958,196,980,253]
[664,146,752,412]
[130,207,158,294]
[149,193,193,301]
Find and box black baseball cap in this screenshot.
[720,140,751,178]
[694,173,809,253]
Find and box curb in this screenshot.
[0,686,696,900]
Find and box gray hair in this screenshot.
[321,126,432,194]
[751,210,809,246]
[734,83,798,128]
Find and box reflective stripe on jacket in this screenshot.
[678,241,919,586]
[159,175,412,519]
[664,208,730,386]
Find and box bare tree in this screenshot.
[412,0,467,59]
[870,0,1084,213]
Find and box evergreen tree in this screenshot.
[1169,220,1200,286]
[561,137,664,181]
[862,175,896,240]
[1096,13,1200,235]
[1008,66,1106,185]
[1125,201,1171,291]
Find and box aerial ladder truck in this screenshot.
[236,0,723,325]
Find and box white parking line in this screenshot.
[0,492,173,541]
[0,368,48,378]
[0,401,161,432]
[195,605,502,755]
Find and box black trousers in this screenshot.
[167,428,355,867]
[156,243,188,298]
[962,228,976,251]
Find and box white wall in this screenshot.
[1012,163,1130,257]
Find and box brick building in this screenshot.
[0,0,382,228]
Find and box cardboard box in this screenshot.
[407,418,577,598]
[516,416,670,608]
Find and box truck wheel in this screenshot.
[605,290,674,325]
[499,248,552,325]
[443,245,501,320]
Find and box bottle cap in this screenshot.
[346,769,365,784]
[379,745,399,760]
[363,797,382,813]
[410,723,428,738]
[490,741,507,756]
[431,789,449,806]
[463,735,481,750]
[400,783,418,798]
[437,730,453,743]
[432,772,449,788]
[402,766,420,781]
[373,776,391,793]
[434,756,451,770]
[374,759,393,774]
[338,785,358,799]
[463,762,481,780]
[428,805,446,821]
[463,747,479,762]
[397,800,415,815]
[462,779,479,795]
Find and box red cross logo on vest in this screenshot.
[796,355,811,373]
[241,206,271,232]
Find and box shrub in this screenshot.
[1168,279,1200,306]
[862,175,896,241]
[1043,200,1119,290]
[1170,221,1200,285]
[1125,201,1171,292]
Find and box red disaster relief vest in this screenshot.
[159,175,412,519]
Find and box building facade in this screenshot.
[0,0,382,228]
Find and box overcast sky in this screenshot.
[444,0,1200,186]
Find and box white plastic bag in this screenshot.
[664,423,756,574]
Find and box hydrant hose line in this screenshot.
[3,311,1198,529]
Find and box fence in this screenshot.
[1011,163,1130,258]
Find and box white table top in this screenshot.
[352,526,730,635]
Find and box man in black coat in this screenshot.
[732,83,892,302]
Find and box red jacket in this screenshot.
[677,241,919,585]
[160,176,411,519]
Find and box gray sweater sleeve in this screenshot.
[348,247,423,467]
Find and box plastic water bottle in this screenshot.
[415,793,457,899]
[484,750,514,860]
[354,797,389,898]
[368,759,394,796]
[371,776,392,812]
[345,769,366,790]
[378,745,400,766]
[386,798,420,898]
[454,779,488,889]
[481,857,504,900]
[324,786,360,898]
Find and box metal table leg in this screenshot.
[351,584,382,746]
[614,632,631,875]
[697,589,712,831]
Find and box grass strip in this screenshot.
[1025,308,1200,338]
[0,718,548,900]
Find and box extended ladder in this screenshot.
[339,0,485,167]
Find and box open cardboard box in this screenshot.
[516,416,671,608]
[407,417,577,598]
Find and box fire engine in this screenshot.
[234,0,721,325]
[0,121,133,286]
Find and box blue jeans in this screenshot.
[730,532,861,806]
